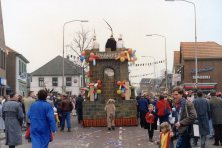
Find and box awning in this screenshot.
[183,83,217,89]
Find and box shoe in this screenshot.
[108,128,111,131]
[111,126,115,130]
[213,143,219,146]
[60,128,64,132]
[149,139,154,142]
[68,128,71,132]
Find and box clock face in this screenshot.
[104,68,114,77]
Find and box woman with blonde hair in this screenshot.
[105,99,116,130]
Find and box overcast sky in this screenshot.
[1,0,222,83]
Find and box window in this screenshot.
[39,77,44,87]
[66,91,72,96]
[73,79,77,83]
[104,68,115,81]
[52,77,58,86]
[66,77,72,86]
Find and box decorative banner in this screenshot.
[129,73,154,78]
[128,60,165,67]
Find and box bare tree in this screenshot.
[67,25,93,87]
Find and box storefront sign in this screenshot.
[192,75,211,80]
[191,66,214,74]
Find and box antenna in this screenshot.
[103,19,113,37]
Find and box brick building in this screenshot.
[0,1,6,96]
[173,41,222,92]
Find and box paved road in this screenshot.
[0,116,218,148]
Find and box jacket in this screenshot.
[61,99,73,112]
[173,98,197,134]
[209,96,222,125]
[3,100,24,146]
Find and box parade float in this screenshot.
[80,26,138,127]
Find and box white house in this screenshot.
[31,56,82,96]
[6,47,29,96]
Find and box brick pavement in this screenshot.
[0,116,219,148]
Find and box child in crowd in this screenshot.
[159,122,174,148]
[53,107,60,127]
[145,104,157,142]
[104,99,116,130]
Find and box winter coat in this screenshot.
[3,100,24,146]
[156,99,171,117]
[209,96,222,125]
[192,97,210,136]
[173,98,197,134]
[60,98,73,112]
[137,98,149,112]
[28,100,56,148]
[24,96,35,123]
[0,104,5,130]
[75,96,84,111]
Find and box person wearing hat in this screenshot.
[105,99,116,130]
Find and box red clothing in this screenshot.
[145,111,155,124]
[160,131,171,148]
[156,99,171,117]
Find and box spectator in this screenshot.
[172,87,197,148]
[0,97,5,131]
[156,95,171,124]
[209,90,222,146]
[192,90,210,148]
[137,94,149,128]
[60,93,73,132]
[17,95,26,125]
[75,94,84,124]
[28,89,56,148]
[3,92,24,148]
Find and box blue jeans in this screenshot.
[61,112,71,129]
[176,129,192,148]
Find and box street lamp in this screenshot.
[165,0,198,86]
[62,19,88,93]
[141,56,156,93]
[146,34,168,91]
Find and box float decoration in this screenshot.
[89,52,100,66]
[115,49,137,63]
[88,80,102,101]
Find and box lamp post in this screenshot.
[62,19,88,93]
[141,56,157,93]
[146,34,168,91]
[165,0,198,86]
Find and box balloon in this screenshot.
[121,93,126,97]
[97,80,102,84]
[120,57,125,62]
[120,52,125,57]
[117,81,122,85]
[80,56,85,62]
[81,51,85,56]
[90,52,95,56]
[97,84,102,89]
[97,89,102,94]
[128,48,133,55]
[117,89,122,94]
[121,87,126,93]
[89,57,93,62]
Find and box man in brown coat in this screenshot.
[172,87,197,148]
[209,90,222,146]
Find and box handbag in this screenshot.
[185,102,200,137]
